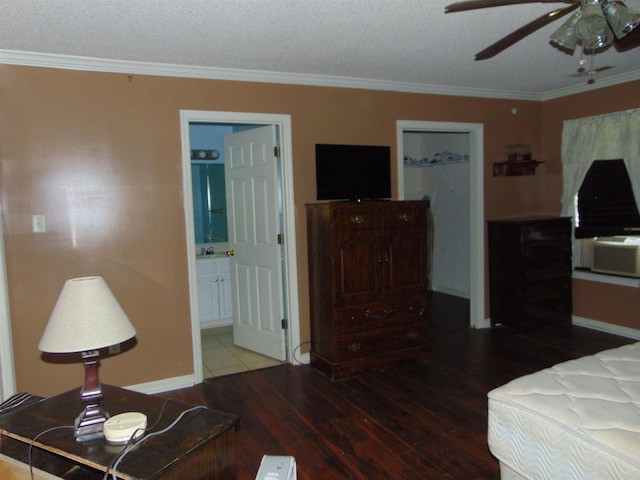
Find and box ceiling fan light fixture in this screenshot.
[603,1,640,39]
[580,26,614,50]
[550,11,582,52]
[575,0,614,49]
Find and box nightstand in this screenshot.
[0,384,238,479]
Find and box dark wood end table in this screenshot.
[0,384,238,479]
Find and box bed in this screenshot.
[487,342,640,479]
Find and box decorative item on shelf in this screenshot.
[403,150,469,167]
[506,143,532,162]
[191,149,220,161]
[493,143,544,176]
[403,155,430,166]
[38,276,137,442]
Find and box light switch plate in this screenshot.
[32,215,46,233]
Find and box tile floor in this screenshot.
[201,326,285,378]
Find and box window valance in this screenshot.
[561,108,640,219]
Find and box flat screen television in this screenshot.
[315,144,392,201]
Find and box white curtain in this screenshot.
[561,108,640,218]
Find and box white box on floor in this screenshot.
[255,455,297,480]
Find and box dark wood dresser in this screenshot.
[306,200,430,380]
[488,216,573,332]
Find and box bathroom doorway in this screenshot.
[180,111,302,383]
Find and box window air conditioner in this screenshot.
[591,236,640,278]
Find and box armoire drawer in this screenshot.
[522,243,572,263]
[522,278,572,303]
[522,259,572,283]
[521,222,571,243]
[336,300,426,335]
[333,206,380,229]
[381,204,426,227]
[521,298,572,328]
[335,323,428,362]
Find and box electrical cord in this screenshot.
[0,392,43,414]
[29,398,207,480]
[25,399,206,480]
[292,341,310,365]
[101,397,170,480]
[29,425,74,480]
[104,400,207,480]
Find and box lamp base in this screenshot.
[74,350,109,442]
[75,404,109,442]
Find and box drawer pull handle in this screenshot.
[347,342,361,352]
[350,215,365,224]
[399,213,412,222]
[407,331,419,340]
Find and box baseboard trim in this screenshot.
[294,352,310,365]
[125,374,196,395]
[125,355,311,394]
[572,315,640,340]
[122,319,638,395]
[475,318,492,329]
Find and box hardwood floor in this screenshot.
[158,293,637,479]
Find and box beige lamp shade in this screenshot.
[39,276,136,353]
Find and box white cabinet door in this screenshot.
[197,274,219,323]
[218,270,233,321]
[196,257,233,328]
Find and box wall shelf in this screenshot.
[493,160,544,176]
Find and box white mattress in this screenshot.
[488,342,640,480]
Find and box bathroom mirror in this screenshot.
[191,162,228,244]
[190,122,260,246]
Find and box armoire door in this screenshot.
[383,202,429,297]
[332,204,382,306]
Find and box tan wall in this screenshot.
[540,79,640,329]
[0,63,632,397]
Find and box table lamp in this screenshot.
[38,276,136,442]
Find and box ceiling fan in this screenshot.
[445,0,640,60]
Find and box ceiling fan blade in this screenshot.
[614,28,640,52]
[570,65,615,77]
[474,1,580,59]
[445,0,574,14]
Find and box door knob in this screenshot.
[226,249,235,257]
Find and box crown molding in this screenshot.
[0,49,543,101]
[0,49,638,102]
[542,69,640,101]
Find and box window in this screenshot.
[575,159,640,239]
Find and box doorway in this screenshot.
[0,217,16,401]
[396,120,486,329]
[180,111,302,384]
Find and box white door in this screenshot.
[0,219,16,401]
[224,126,286,360]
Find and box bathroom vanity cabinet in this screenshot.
[196,256,232,328]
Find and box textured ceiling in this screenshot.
[1,0,639,98]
